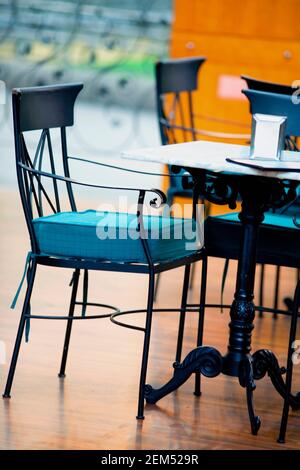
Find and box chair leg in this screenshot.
[58,269,80,378]
[153,192,174,303]
[258,264,265,317]
[283,268,300,312]
[153,273,161,303]
[155,262,194,302]
[195,255,208,396]
[277,279,300,443]
[3,259,37,398]
[273,266,281,319]
[175,264,191,364]
[221,259,230,311]
[189,262,196,291]
[136,270,155,419]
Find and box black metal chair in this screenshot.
[242,75,300,96]
[155,56,206,206]
[154,57,252,300]
[241,75,300,315]
[204,89,300,278]
[153,57,206,300]
[3,83,205,420]
[155,58,251,205]
[242,76,299,173]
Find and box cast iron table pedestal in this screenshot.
[144,170,300,435]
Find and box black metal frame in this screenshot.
[140,168,300,438]
[3,83,204,421]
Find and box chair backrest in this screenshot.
[155,56,206,146]
[12,83,83,252]
[241,75,299,96]
[155,57,206,199]
[242,89,300,139]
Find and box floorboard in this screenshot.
[0,188,299,450]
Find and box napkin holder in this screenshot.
[250,113,287,160]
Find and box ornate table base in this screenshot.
[145,347,300,435]
[146,172,300,434]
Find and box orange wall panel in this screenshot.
[170,0,300,142]
[173,0,300,41]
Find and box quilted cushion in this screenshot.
[33,210,201,263]
[204,211,300,268]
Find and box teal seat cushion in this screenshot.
[33,210,201,263]
[204,211,300,268]
[215,211,299,230]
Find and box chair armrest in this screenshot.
[160,118,250,140]
[68,156,188,178]
[18,162,167,208]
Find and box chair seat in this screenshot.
[205,212,300,268]
[33,210,201,264]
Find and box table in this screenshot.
[122,140,300,435]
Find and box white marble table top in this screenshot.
[122,140,300,182]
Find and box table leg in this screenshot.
[144,176,300,434]
[144,183,264,423]
[222,192,263,377]
[238,356,261,435]
[221,190,264,434]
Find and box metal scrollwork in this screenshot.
[265,179,298,210]
[202,174,238,209]
[173,346,223,378]
[186,170,300,214]
[144,346,223,405]
[149,189,167,209]
[252,349,285,380]
[253,349,300,411]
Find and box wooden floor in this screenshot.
[0,187,299,450]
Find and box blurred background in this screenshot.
[1,0,300,185]
[0,0,173,191]
[1,0,300,192]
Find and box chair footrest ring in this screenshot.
[110,302,296,333]
[110,307,199,332]
[187,303,293,316]
[25,303,119,320]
